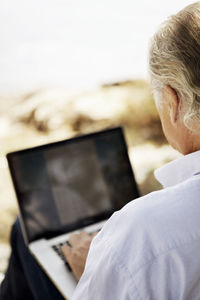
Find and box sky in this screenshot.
[0,0,195,95]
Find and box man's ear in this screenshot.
[163,85,180,125]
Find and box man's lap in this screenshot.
[0,218,65,300]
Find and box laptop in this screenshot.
[7,127,140,299]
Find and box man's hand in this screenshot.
[61,232,97,281]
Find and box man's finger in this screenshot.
[79,231,90,238]
[61,244,72,260]
[68,233,80,247]
[90,232,98,238]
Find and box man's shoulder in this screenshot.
[100,175,200,274]
[120,173,200,232]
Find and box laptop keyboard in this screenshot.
[52,242,72,272]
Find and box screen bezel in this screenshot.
[7,127,140,244]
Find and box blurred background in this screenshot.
[0,0,193,278]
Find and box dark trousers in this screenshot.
[0,219,65,300]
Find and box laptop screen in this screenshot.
[7,127,139,243]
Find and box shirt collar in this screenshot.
[154,150,200,188]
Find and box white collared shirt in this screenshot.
[72,151,200,300]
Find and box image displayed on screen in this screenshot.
[9,129,139,242]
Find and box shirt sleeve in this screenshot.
[71,213,140,300]
[72,236,138,300]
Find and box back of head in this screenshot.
[149,2,200,131]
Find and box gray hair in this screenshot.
[149,2,200,131]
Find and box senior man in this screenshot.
[1,2,200,299]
